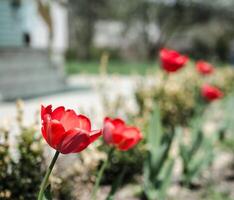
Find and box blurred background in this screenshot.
[1,0,234,100]
[66,0,234,63]
[1,0,234,200]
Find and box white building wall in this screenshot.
[30,0,49,48]
[51,2,68,52]
[31,1,68,53]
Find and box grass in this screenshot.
[201,186,232,200]
[66,60,158,75]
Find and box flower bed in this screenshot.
[1,49,234,200]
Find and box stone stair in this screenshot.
[0,48,66,101]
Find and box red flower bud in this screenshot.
[103,117,142,151]
[159,48,188,73]
[201,84,223,102]
[41,105,102,154]
[196,60,214,75]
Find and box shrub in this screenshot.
[0,123,12,199]
[135,65,234,129]
[0,101,45,200]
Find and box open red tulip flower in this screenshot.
[91,118,142,199]
[159,48,189,73]
[41,105,102,154]
[196,60,214,75]
[103,117,142,151]
[38,105,102,200]
[201,84,223,102]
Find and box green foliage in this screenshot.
[143,106,175,200]
[202,186,232,200]
[100,143,146,184]
[218,94,234,152]
[105,165,127,200]
[66,60,156,75]
[179,117,215,186]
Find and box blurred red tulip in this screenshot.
[41,105,102,154]
[196,60,214,75]
[201,84,223,101]
[159,48,189,72]
[103,117,142,151]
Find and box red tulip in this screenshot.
[41,105,102,154]
[196,60,214,75]
[103,117,142,151]
[201,84,223,102]
[159,48,189,72]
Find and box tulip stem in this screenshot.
[37,150,60,200]
[91,148,114,200]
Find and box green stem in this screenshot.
[91,148,114,200]
[105,165,127,200]
[37,150,60,200]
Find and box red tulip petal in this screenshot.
[59,129,90,154]
[202,84,223,101]
[47,120,66,149]
[90,129,102,142]
[177,55,188,65]
[196,61,214,75]
[124,127,142,140]
[112,118,125,129]
[77,115,91,131]
[60,110,91,131]
[103,122,115,144]
[103,117,126,145]
[41,105,52,120]
[160,48,188,72]
[117,138,136,151]
[60,110,77,131]
[104,117,125,129]
[125,127,142,138]
[41,115,52,143]
[41,126,49,144]
[104,117,111,123]
[112,132,125,144]
[51,106,65,120]
[117,127,142,150]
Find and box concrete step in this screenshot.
[0,48,66,101]
[0,64,53,76]
[2,81,66,101]
[0,48,49,58]
[0,59,54,74]
[0,71,63,87]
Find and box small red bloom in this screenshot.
[103,117,142,151]
[201,84,223,102]
[159,48,189,72]
[41,105,102,154]
[196,60,214,75]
